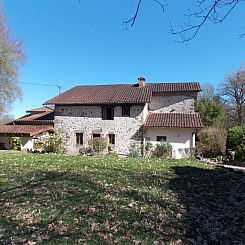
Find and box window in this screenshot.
[108,134,115,145]
[156,136,167,142]
[122,106,130,117]
[102,106,114,120]
[93,133,101,138]
[76,133,83,145]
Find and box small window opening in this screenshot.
[108,134,115,145]
[93,133,101,138]
[156,136,167,142]
[76,133,83,145]
[122,106,130,117]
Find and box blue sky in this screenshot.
[2,0,245,118]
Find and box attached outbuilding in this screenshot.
[0,107,54,151]
[144,112,203,159]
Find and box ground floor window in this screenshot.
[108,134,115,145]
[156,136,167,142]
[76,133,83,145]
[93,133,101,138]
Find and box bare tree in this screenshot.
[0,2,24,116]
[123,0,244,42]
[221,67,245,126]
[0,113,14,125]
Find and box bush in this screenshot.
[78,146,94,156]
[227,126,245,162]
[42,133,65,154]
[106,151,118,158]
[153,140,172,158]
[145,141,153,157]
[129,143,141,158]
[11,137,21,151]
[88,137,107,153]
[196,127,227,158]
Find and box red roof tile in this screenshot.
[26,106,54,113]
[15,111,54,123]
[0,125,54,136]
[145,113,203,128]
[146,82,201,92]
[44,82,201,105]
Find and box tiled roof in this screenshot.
[146,82,201,92]
[0,125,54,136]
[15,111,54,123]
[44,85,152,105]
[145,113,203,128]
[26,106,54,113]
[44,82,201,105]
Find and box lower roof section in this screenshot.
[145,113,203,128]
[0,125,54,137]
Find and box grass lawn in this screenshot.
[0,152,244,244]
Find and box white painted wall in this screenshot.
[145,127,195,159]
[0,132,51,152]
[21,137,33,151]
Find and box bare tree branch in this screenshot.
[122,0,143,30]
[170,0,244,42]
[122,0,244,42]
[122,0,167,29]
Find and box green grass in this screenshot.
[0,152,244,244]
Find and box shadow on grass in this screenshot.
[169,165,245,244]
[0,163,245,244]
[0,168,183,244]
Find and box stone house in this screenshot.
[0,107,54,151]
[44,78,202,158]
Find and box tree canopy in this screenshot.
[0,5,24,116]
[196,85,225,127]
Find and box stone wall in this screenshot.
[54,104,147,155]
[149,92,196,113]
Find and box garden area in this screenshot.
[0,152,244,244]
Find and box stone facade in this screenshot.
[55,104,148,155]
[149,92,196,113]
[53,91,198,156]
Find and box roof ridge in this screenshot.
[75,81,200,87]
[44,81,201,105]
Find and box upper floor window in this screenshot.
[122,106,130,117]
[76,133,83,145]
[102,106,114,120]
[156,136,167,142]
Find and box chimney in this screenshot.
[138,77,145,87]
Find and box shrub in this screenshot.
[129,142,141,158]
[196,127,227,158]
[33,139,44,150]
[145,141,153,157]
[88,137,107,153]
[153,140,172,158]
[11,137,21,151]
[78,146,94,156]
[227,126,245,162]
[42,133,65,154]
[106,151,118,158]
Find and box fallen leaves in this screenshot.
[0,152,244,244]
